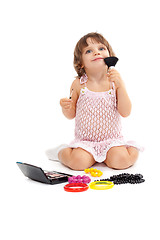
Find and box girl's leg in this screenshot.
[104,146,139,170]
[58,147,96,171]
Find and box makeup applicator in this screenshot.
[104,56,119,69]
[104,56,119,89]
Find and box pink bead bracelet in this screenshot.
[68,175,91,184]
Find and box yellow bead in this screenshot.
[85,168,91,173]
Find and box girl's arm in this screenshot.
[60,79,79,119]
[107,68,132,117]
[116,85,132,117]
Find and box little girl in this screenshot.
[46,32,143,170]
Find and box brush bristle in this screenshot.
[104,57,119,68]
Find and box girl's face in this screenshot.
[81,37,110,73]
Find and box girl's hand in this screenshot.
[60,98,73,110]
[107,68,124,89]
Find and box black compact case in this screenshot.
[16,162,72,184]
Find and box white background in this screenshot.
[1,0,160,239]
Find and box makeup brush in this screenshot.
[104,56,119,89]
[104,56,119,69]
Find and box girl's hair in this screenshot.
[74,32,116,78]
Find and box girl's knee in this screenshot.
[68,161,86,171]
[69,148,95,171]
[105,150,132,170]
[69,159,94,171]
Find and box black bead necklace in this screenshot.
[95,173,145,185]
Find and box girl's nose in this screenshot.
[94,51,100,56]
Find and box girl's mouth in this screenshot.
[92,57,103,61]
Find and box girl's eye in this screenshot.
[99,47,106,51]
[86,49,92,54]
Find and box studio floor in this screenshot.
[2,147,159,240]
